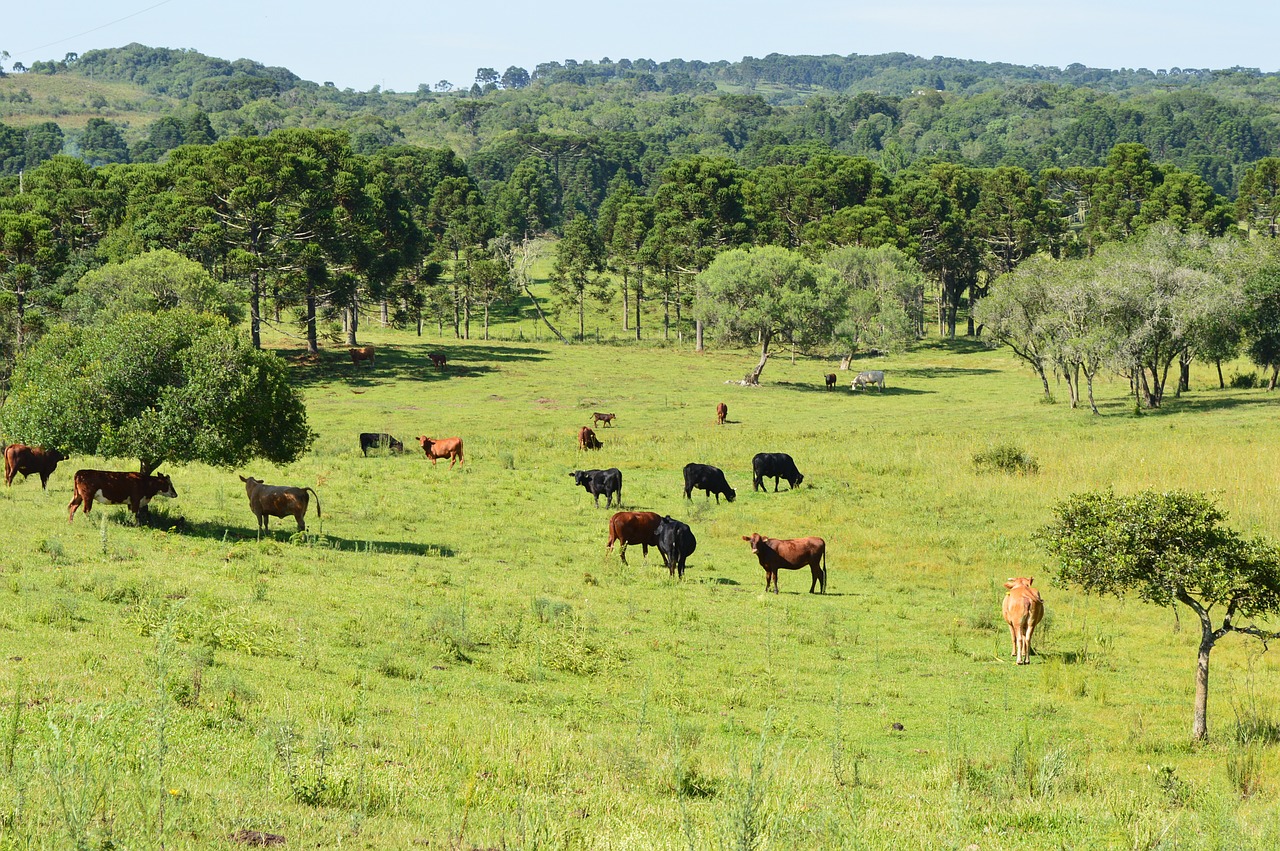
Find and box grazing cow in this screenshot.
[752,452,805,492]
[1003,577,1045,665]
[240,475,321,535]
[853,370,886,391]
[824,373,837,390]
[606,510,663,564]
[350,346,376,368]
[359,432,404,455]
[571,468,622,507]
[4,444,66,489]
[429,352,447,369]
[742,533,827,594]
[716,402,727,425]
[683,463,736,503]
[416,436,465,468]
[579,426,603,451]
[592,412,616,428]
[67,470,178,523]
[656,516,697,579]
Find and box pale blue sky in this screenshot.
[7,0,1278,93]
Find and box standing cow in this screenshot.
[428,352,447,369]
[752,452,805,492]
[592,412,616,428]
[350,346,376,368]
[359,432,404,455]
[4,444,66,489]
[606,511,663,564]
[853,370,885,391]
[683,463,736,503]
[417,436,465,468]
[824,373,837,389]
[656,516,697,578]
[1003,577,1045,665]
[68,470,178,523]
[240,475,321,536]
[571,468,622,507]
[715,403,727,425]
[743,532,827,594]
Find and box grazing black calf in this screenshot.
[752,452,805,492]
[359,432,404,455]
[571,468,622,507]
[682,463,736,503]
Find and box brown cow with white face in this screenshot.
[4,444,66,489]
[417,435,465,468]
[67,470,178,523]
[1002,577,1044,665]
[743,532,827,594]
[240,475,321,535]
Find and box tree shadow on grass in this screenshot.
[773,380,932,396]
[170,517,455,557]
[913,337,994,355]
[1143,393,1280,415]
[276,343,549,388]
[892,366,999,379]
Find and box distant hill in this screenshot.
[2,44,1279,193]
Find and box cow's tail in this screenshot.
[822,546,828,593]
[305,487,322,518]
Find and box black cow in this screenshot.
[360,432,404,456]
[682,463,736,503]
[752,452,805,492]
[570,468,622,507]
[656,516,697,578]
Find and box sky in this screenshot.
[6,0,1280,93]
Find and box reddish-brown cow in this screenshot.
[4,444,66,489]
[68,469,178,523]
[350,346,376,368]
[416,435,465,468]
[742,532,827,594]
[240,475,321,535]
[428,352,447,369]
[715,402,727,425]
[579,426,603,450]
[606,511,664,565]
[1002,577,1045,665]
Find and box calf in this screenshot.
[824,373,837,390]
[683,463,736,503]
[579,426,603,451]
[68,470,178,523]
[4,444,66,489]
[350,345,376,368]
[571,468,622,507]
[752,452,805,492]
[360,432,404,455]
[240,475,320,535]
[606,511,663,564]
[417,436,464,468]
[429,352,447,369]
[1003,577,1045,665]
[715,402,727,425]
[656,516,697,579]
[592,412,616,428]
[853,370,885,391]
[742,532,827,594]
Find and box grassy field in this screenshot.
[1,320,1279,850]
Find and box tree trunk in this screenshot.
[1193,634,1213,741]
[695,320,704,353]
[744,332,772,385]
[14,285,25,350]
[635,280,641,341]
[249,270,262,349]
[1085,367,1099,415]
[621,268,630,332]
[1037,366,1052,402]
[305,291,319,355]
[346,298,359,347]
[663,294,670,342]
[484,302,490,341]
[381,299,389,327]
[1177,349,1191,396]
[578,289,585,341]
[1270,365,1278,391]
[1216,359,1224,389]
[522,283,566,343]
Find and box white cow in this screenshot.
[852,370,885,391]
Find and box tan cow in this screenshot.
[350,346,376,368]
[240,475,321,535]
[715,402,727,425]
[417,435,465,468]
[1002,577,1044,665]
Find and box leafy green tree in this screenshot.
[694,245,846,384]
[23,122,64,168]
[500,66,530,89]
[822,244,921,364]
[1242,266,1280,389]
[1,310,313,476]
[493,156,557,239]
[973,256,1059,401]
[78,118,129,166]
[1237,158,1280,239]
[550,215,606,340]
[63,249,243,326]
[1039,489,1280,742]
[0,209,58,351]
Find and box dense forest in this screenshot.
[1,45,1280,405]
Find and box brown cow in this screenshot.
[4,444,66,489]
[715,402,727,425]
[68,469,178,523]
[606,511,664,565]
[240,475,321,535]
[592,412,616,428]
[416,435,465,468]
[578,426,602,451]
[824,373,837,389]
[350,346,376,368]
[1003,577,1045,665]
[742,532,827,594]
[428,352,447,369]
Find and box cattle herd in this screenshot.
[2,364,1047,658]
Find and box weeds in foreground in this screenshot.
[973,443,1040,475]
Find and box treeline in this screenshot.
[4,46,1280,198]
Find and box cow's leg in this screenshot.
[296,513,306,532]
[67,493,82,523]
[1007,622,1018,658]
[39,472,49,490]
[618,543,628,565]
[774,478,780,493]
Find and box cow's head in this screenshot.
[791,473,805,487]
[1004,577,1034,590]
[154,473,178,498]
[725,487,737,502]
[416,435,433,453]
[571,470,588,486]
[742,532,768,553]
[389,437,405,453]
[239,475,263,492]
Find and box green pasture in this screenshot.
[1,327,1279,850]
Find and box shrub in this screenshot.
[1229,371,1262,389]
[973,443,1039,475]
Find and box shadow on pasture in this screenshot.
[1141,393,1280,415]
[172,518,455,557]
[912,337,993,356]
[893,366,998,379]
[772,380,859,395]
[276,343,548,388]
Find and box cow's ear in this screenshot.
[742,535,751,541]
[239,475,247,482]
[1004,580,1015,589]
[1027,577,1034,586]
